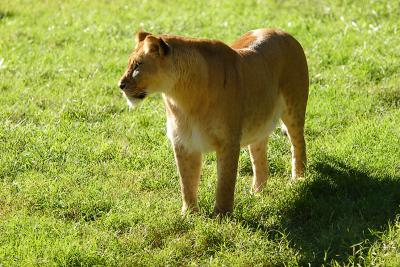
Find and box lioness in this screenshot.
[118,29,308,215]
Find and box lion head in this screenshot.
[118,31,174,107]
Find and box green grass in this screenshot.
[1,0,399,265]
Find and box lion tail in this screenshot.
[280,120,288,137]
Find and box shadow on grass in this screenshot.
[0,10,15,20]
[239,157,400,265]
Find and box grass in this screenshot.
[1,0,399,265]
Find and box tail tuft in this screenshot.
[280,121,288,136]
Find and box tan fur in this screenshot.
[118,28,309,215]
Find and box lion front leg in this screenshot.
[213,143,240,215]
[173,145,202,215]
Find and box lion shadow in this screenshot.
[236,157,400,265]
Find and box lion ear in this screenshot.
[143,36,170,57]
[135,30,151,49]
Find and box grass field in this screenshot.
[1,0,400,265]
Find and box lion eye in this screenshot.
[133,62,142,70]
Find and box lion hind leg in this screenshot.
[281,102,307,179]
[248,138,269,193]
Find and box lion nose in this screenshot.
[118,81,126,90]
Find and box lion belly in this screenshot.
[240,95,284,146]
[166,95,284,152]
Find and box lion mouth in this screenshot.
[123,89,147,99]
[122,90,147,108]
[135,91,147,99]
